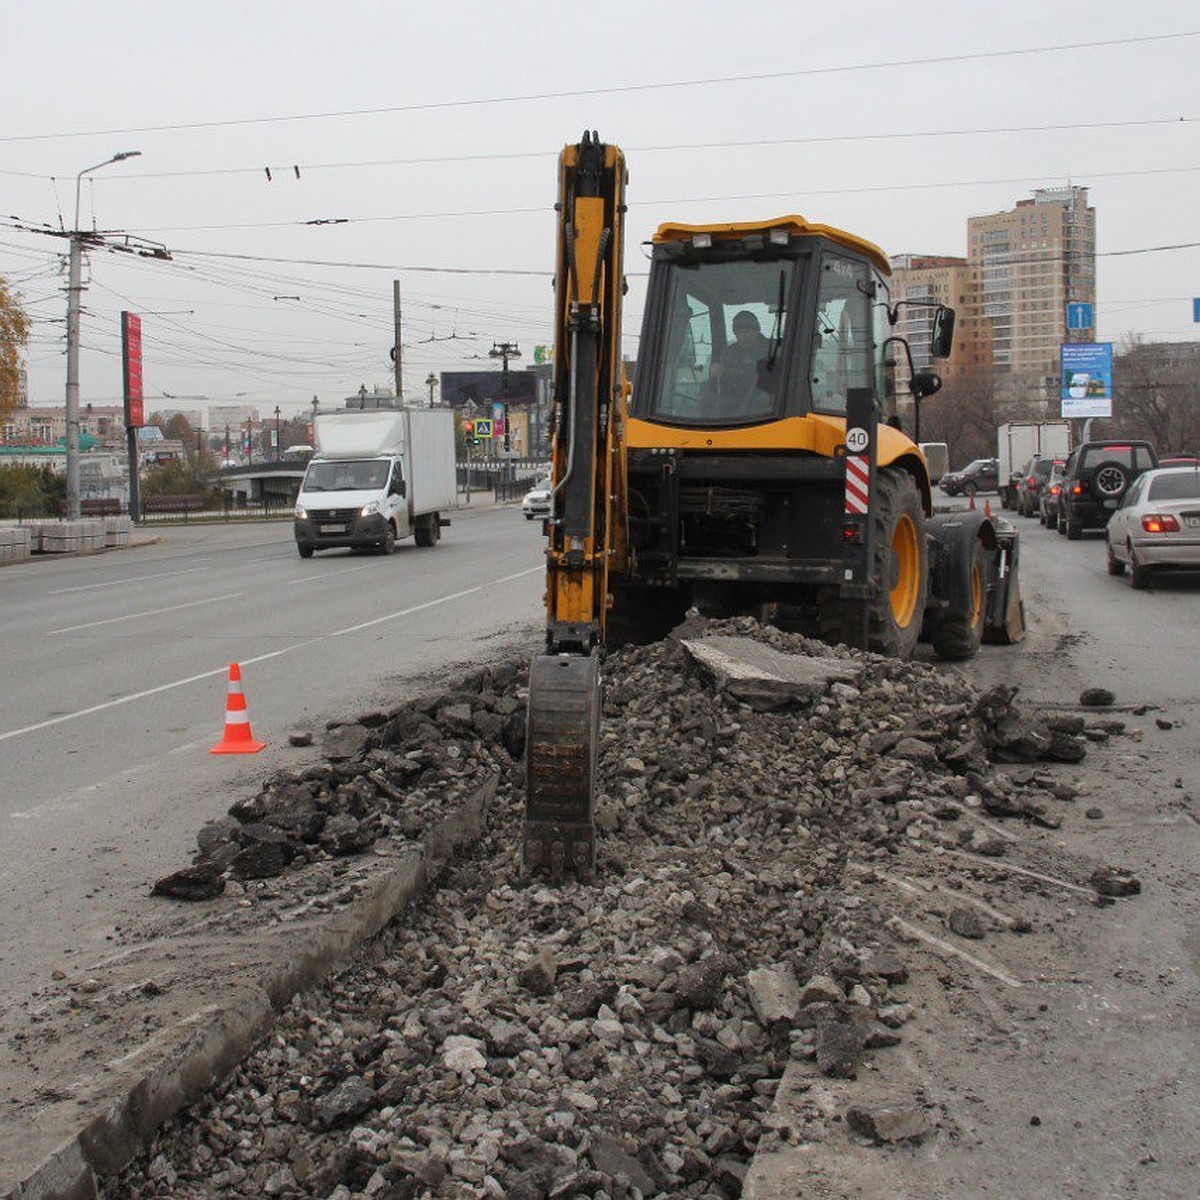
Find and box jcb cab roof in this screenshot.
[652,215,891,276]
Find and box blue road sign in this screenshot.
[1194,298,1200,323]
[1066,303,1094,330]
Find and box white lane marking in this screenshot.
[0,566,543,744]
[47,566,211,595]
[332,567,542,635]
[47,593,244,636]
[287,562,381,586]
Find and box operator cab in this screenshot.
[632,217,895,429]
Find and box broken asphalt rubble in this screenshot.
[77,616,1142,1197]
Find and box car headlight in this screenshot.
[294,502,307,519]
[360,500,382,517]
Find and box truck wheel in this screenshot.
[298,544,314,559]
[818,469,927,659]
[381,523,397,554]
[415,513,440,547]
[932,537,986,660]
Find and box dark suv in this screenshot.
[1059,440,1159,539]
[939,458,1000,497]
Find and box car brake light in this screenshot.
[1141,513,1180,533]
[1027,476,1036,487]
[1049,484,1061,496]
[1071,482,1083,495]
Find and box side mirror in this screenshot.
[393,479,406,498]
[930,305,956,359]
[910,370,943,399]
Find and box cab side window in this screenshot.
[810,255,874,414]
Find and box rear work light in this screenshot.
[1141,513,1180,533]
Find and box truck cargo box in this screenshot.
[314,410,408,458]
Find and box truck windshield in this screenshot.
[303,459,390,491]
[638,257,796,426]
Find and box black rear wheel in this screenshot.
[415,513,440,547]
[818,469,927,659]
[932,537,987,660]
[1129,545,1152,589]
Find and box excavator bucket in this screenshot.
[983,521,1025,644]
[524,653,602,876]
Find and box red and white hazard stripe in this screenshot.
[844,455,870,515]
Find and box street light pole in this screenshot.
[274,405,281,461]
[64,151,141,520]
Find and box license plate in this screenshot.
[1103,498,1117,509]
[1186,516,1200,529]
[322,523,347,533]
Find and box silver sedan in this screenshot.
[1106,466,1200,588]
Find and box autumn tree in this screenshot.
[0,275,30,418]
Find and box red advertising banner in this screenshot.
[121,311,144,428]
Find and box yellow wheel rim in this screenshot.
[969,557,984,624]
[889,513,921,627]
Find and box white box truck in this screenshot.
[997,421,1071,510]
[293,408,456,557]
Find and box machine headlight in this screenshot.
[294,502,307,519]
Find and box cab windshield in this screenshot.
[641,257,794,425]
[302,459,389,492]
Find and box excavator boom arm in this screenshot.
[524,132,628,875]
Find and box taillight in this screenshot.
[1027,476,1036,487]
[1071,482,1083,495]
[1049,484,1061,496]
[1141,513,1180,533]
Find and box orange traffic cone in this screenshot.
[210,662,266,754]
[968,492,976,510]
[984,499,992,517]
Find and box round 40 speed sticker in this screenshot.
[845,426,869,454]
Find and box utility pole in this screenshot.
[65,151,141,519]
[489,341,521,456]
[274,405,281,461]
[393,280,403,402]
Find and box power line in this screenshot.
[4,116,1196,183]
[2,31,1196,144]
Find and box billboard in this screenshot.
[441,370,537,408]
[1060,342,1112,419]
[121,311,144,427]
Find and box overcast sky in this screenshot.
[3,1,1198,421]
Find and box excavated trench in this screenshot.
[104,616,1102,1199]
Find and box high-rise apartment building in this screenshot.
[888,254,975,386]
[966,186,1096,406]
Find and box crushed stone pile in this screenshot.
[116,618,1113,1199]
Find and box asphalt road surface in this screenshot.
[0,506,544,1023]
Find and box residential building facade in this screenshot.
[967,186,1096,411]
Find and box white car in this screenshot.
[1106,466,1200,588]
[521,477,553,520]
